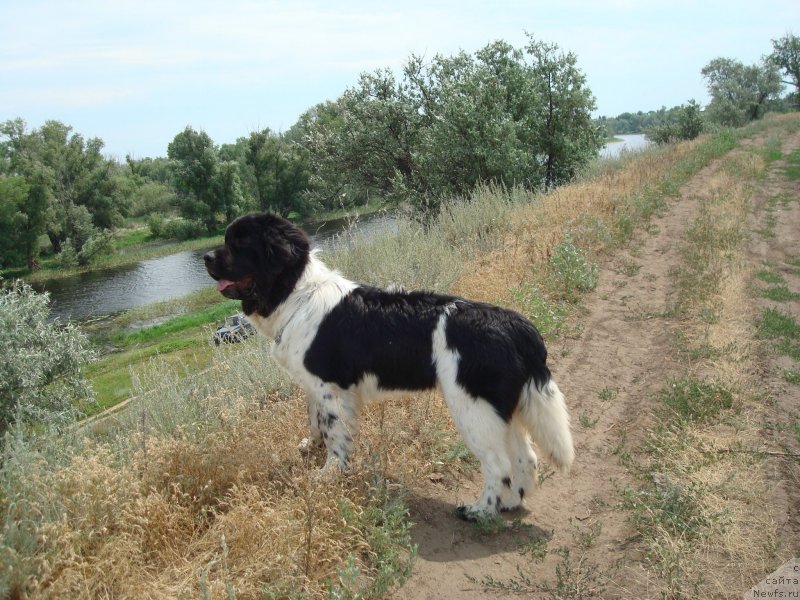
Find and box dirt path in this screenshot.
[399,128,800,599]
[746,133,800,557]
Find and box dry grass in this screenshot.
[454,142,701,305]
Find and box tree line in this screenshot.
[2,32,799,272]
[600,33,799,143]
[0,34,604,271]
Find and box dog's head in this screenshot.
[204,212,310,317]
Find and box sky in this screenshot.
[1,0,796,159]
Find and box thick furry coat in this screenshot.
[204,212,574,520]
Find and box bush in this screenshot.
[131,181,177,217]
[77,229,115,266]
[547,234,598,303]
[147,213,166,238]
[163,218,205,240]
[54,239,79,268]
[147,216,205,240]
[646,100,705,145]
[0,280,95,435]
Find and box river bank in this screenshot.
[1,200,389,287]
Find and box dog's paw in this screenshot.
[316,455,347,480]
[454,504,499,523]
[297,437,323,455]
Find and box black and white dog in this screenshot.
[204,212,574,521]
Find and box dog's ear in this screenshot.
[257,213,310,272]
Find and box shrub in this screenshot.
[54,239,79,268]
[77,229,115,266]
[146,213,166,237]
[646,101,704,145]
[162,218,206,240]
[0,280,95,435]
[131,181,177,217]
[147,216,206,241]
[547,234,598,303]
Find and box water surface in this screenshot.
[35,213,395,322]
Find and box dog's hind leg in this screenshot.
[503,417,538,512]
[433,316,513,520]
[438,374,513,520]
[314,385,359,472]
[446,392,514,521]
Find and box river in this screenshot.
[599,133,650,158]
[36,135,649,322]
[35,213,396,322]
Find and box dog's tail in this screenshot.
[518,378,575,471]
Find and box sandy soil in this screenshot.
[398,130,800,599]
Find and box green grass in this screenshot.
[756,270,786,285]
[623,476,715,543]
[510,284,571,339]
[110,300,238,347]
[661,378,735,425]
[785,148,800,180]
[762,134,783,163]
[757,307,800,338]
[329,487,417,599]
[598,387,618,402]
[85,335,211,414]
[760,285,800,302]
[114,226,153,250]
[546,235,599,303]
[783,368,800,385]
[757,307,800,360]
[84,296,240,412]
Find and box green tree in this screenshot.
[0,119,129,260]
[0,280,94,435]
[525,38,602,187]
[771,32,800,104]
[701,57,783,125]
[0,172,49,270]
[308,69,426,208]
[245,129,313,216]
[645,100,704,145]
[212,161,245,223]
[291,101,359,210]
[300,35,602,212]
[0,177,30,267]
[167,126,222,231]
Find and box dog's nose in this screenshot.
[203,251,215,263]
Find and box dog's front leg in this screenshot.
[298,391,324,455]
[315,386,358,473]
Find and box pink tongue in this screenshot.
[217,279,236,292]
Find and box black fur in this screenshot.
[204,213,310,318]
[304,287,451,391]
[305,287,551,422]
